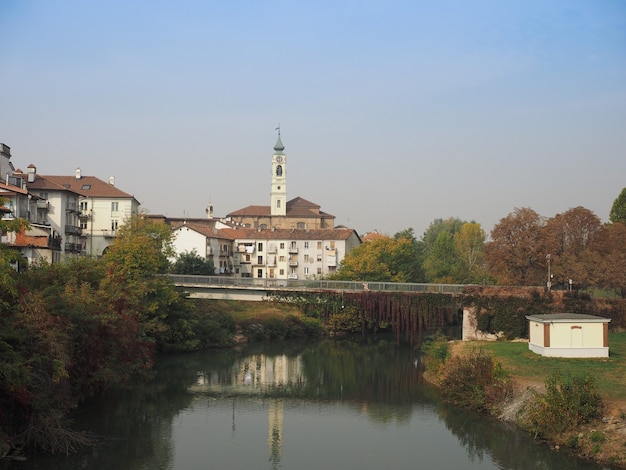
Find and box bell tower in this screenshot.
[270,129,287,217]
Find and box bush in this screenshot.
[439,349,512,413]
[420,332,450,376]
[522,372,603,438]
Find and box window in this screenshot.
[304,242,309,249]
[39,192,48,200]
[245,254,251,263]
[317,241,322,249]
[257,269,263,278]
[79,201,88,211]
[317,267,322,275]
[330,241,336,249]
[80,221,87,230]
[111,202,119,212]
[81,184,91,190]
[111,220,118,231]
[317,254,322,262]
[304,254,310,262]
[257,256,263,265]
[258,242,263,251]
[304,267,309,275]
[279,256,285,262]
[279,269,284,276]
[280,242,285,249]
[297,222,305,229]
[276,199,281,208]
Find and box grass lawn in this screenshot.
[460,332,626,403]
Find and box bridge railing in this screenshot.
[167,274,466,294]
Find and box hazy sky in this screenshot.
[1,1,625,238]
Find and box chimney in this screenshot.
[27,164,36,183]
[75,167,81,179]
[109,176,115,186]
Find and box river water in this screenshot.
[3,336,609,470]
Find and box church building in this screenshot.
[226,132,336,230]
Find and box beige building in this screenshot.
[526,313,610,358]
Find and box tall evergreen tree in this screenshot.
[609,187,626,224]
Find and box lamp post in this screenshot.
[546,254,551,291]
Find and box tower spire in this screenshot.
[273,125,284,155]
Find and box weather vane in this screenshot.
[275,124,280,136]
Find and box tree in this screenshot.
[485,207,547,286]
[171,250,215,275]
[542,207,602,288]
[609,187,626,225]
[421,217,465,257]
[454,222,487,283]
[332,230,422,282]
[423,231,458,283]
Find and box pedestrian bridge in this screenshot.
[167,274,466,301]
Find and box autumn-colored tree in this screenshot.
[100,214,185,344]
[485,207,547,286]
[542,207,602,288]
[583,222,626,292]
[332,231,422,282]
[609,187,626,225]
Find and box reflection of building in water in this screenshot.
[192,354,304,393]
[268,399,283,468]
[191,355,301,468]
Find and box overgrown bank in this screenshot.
[422,333,626,469]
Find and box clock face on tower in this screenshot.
[276,156,283,163]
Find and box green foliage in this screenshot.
[170,249,215,275]
[420,332,450,375]
[609,187,626,224]
[327,306,363,334]
[240,314,324,341]
[439,349,512,413]
[423,230,458,282]
[522,372,603,438]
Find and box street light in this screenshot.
[546,254,551,291]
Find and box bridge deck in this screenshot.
[168,274,466,294]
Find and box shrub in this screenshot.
[439,349,512,413]
[420,332,450,376]
[522,372,603,438]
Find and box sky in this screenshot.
[1,1,625,239]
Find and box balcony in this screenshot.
[288,274,298,280]
[288,246,298,254]
[288,259,298,267]
[64,242,82,253]
[66,202,79,213]
[79,210,92,219]
[65,225,83,236]
[36,201,49,210]
[102,230,117,238]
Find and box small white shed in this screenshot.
[526,313,610,358]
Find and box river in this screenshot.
[2,336,610,470]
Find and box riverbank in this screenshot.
[439,336,626,469]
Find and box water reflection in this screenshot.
[2,336,609,470]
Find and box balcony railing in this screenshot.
[64,225,83,236]
[64,242,82,252]
[36,201,49,210]
[288,247,298,254]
